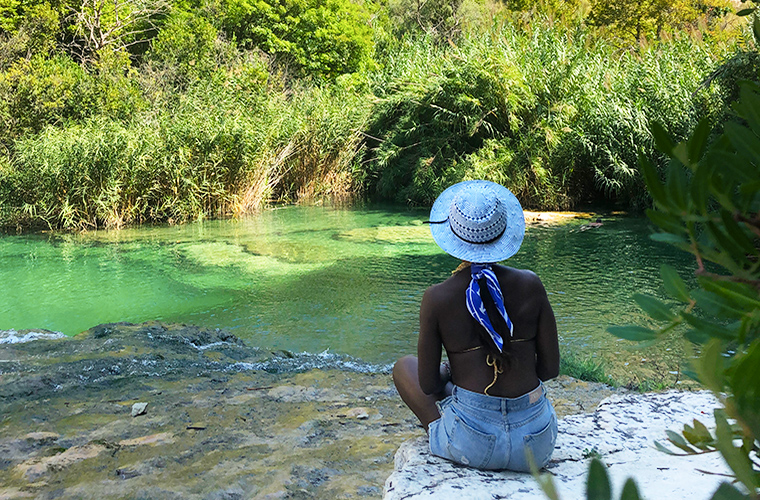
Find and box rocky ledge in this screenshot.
[0,322,711,499]
[384,391,727,500]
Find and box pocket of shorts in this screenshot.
[445,412,497,469]
[523,413,557,469]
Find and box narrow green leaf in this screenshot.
[710,482,749,500]
[696,339,725,393]
[666,162,690,210]
[754,15,760,46]
[739,179,760,195]
[638,156,670,207]
[736,8,755,16]
[620,478,642,500]
[646,209,685,234]
[705,220,750,266]
[700,280,760,312]
[682,311,736,339]
[649,233,689,245]
[704,149,754,184]
[654,440,679,455]
[672,142,690,167]
[607,325,658,342]
[685,328,711,345]
[714,409,758,491]
[535,473,560,500]
[660,264,691,303]
[719,210,758,256]
[725,122,760,165]
[690,159,713,212]
[692,419,713,443]
[634,293,676,321]
[687,118,712,163]
[587,458,612,500]
[737,84,760,131]
[666,430,698,453]
[650,121,675,155]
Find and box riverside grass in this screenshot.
[1,78,372,230]
[0,19,741,230]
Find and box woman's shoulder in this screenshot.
[494,265,546,292]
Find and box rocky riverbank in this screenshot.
[1,322,629,499]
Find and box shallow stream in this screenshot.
[0,204,696,381]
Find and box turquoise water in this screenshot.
[0,205,694,367]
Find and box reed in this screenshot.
[363,19,731,208]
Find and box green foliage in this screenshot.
[0,51,144,147]
[559,352,609,384]
[0,2,60,67]
[0,54,89,143]
[606,84,760,498]
[537,458,643,500]
[587,0,735,44]
[386,0,465,40]
[364,22,723,207]
[148,10,219,86]
[67,0,169,61]
[216,0,375,81]
[0,73,371,229]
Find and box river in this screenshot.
[0,203,695,382]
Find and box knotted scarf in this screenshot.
[465,264,513,352]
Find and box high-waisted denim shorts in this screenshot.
[428,383,557,471]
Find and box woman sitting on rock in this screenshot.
[393,180,560,472]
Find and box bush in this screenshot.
[216,0,375,81]
[0,54,89,144]
[537,82,760,500]
[362,22,725,208]
[148,10,219,86]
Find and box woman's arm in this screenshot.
[417,287,446,395]
[534,280,560,381]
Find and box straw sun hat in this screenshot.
[429,180,525,263]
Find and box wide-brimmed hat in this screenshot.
[429,180,525,263]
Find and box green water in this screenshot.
[0,204,694,369]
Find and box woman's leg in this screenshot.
[392,355,445,431]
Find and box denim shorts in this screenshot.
[428,383,557,471]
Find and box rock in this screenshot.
[23,432,60,445]
[347,407,370,419]
[131,402,148,417]
[118,432,174,447]
[15,444,107,482]
[383,390,729,500]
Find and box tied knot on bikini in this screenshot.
[465,264,514,395]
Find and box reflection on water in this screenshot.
[0,205,696,374]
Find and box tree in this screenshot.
[67,0,168,62]
[587,0,732,44]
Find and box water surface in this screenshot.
[0,205,695,373]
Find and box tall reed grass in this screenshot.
[1,77,371,230]
[0,13,748,230]
[364,20,731,207]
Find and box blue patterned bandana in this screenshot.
[465,264,513,352]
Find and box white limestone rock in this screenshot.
[384,390,731,500]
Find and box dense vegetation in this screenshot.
[0,0,757,230]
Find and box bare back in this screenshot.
[417,264,559,398]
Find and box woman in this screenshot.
[393,179,560,472]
